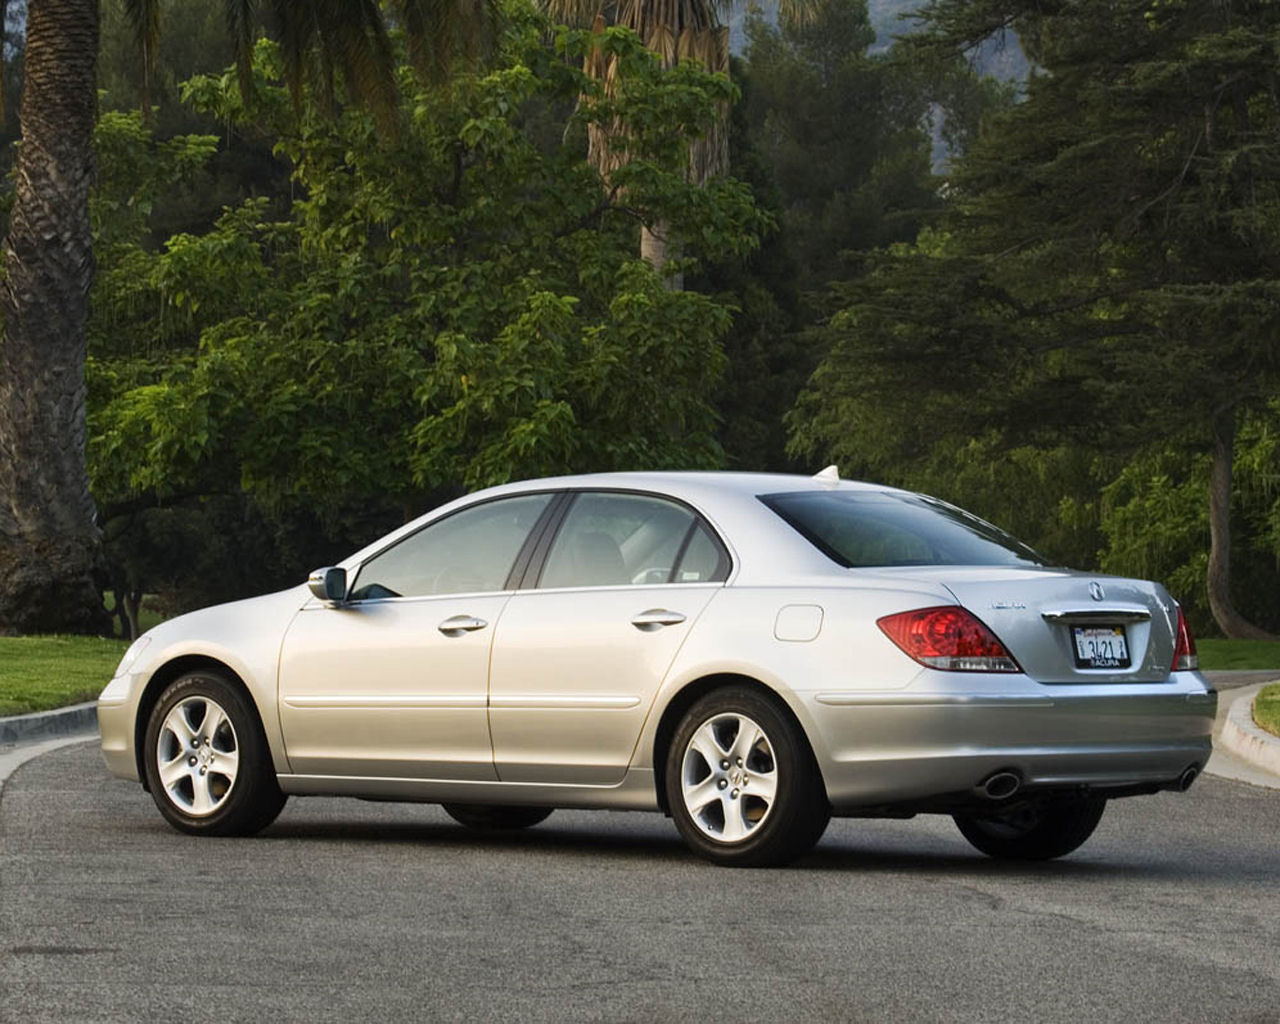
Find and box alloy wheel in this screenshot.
[679,712,778,843]
[155,696,240,817]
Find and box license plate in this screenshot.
[1072,625,1130,669]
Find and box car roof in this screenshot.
[478,470,896,502]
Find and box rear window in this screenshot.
[760,490,1051,569]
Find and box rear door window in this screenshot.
[537,492,729,588]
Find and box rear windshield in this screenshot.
[760,490,1051,569]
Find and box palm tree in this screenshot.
[548,0,804,283]
[0,0,106,634]
[0,0,496,634]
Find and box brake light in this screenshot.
[877,606,1021,673]
[1172,606,1198,671]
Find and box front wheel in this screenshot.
[953,797,1107,861]
[441,804,554,830]
[142,672,286,837]
[665,687,829,867]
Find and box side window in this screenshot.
[538,493,727,589]
[350,494,552,600]
[673,522,729,583]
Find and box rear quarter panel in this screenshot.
[633,582,945,770]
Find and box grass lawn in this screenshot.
[1254,684,1280,738]
[0,635,128,716]
[1194,638,1280,671]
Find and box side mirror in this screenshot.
[307,566,348,604]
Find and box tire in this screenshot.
[143,671,286,837]
[441,804,554,830]
[953,797,1107,861]
[665,687,829,867]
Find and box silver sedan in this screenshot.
[98,471,1215,866]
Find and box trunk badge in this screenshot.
[990,601,1025,610]
[1089,582,1106,601]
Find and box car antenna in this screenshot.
[813,465,840,482]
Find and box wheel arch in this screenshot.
[133,655,264,788]
[650,672,829,815]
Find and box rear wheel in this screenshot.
[953,797,1106,861]
[441,804,554,830]
[665,687,829,867]
[143,672,286,836]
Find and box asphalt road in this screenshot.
[1,741,1278,1024]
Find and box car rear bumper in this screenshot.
[802,672,1217,812]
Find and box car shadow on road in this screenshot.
[797,843,1171,878]
[258,817,694,863]
[252,815,1203,879]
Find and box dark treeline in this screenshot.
[2,0,1275,640]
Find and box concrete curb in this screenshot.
[0,701,98,746]
[0,734,96,791]
[1218,686,1280,777]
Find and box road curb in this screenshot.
[1218,686,1280,777]
[0,701,98,746]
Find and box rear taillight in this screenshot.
[877,606,1021,673]
[1172,606,1198,671]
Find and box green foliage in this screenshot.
[791,0,1280,632]
[697,0,985,472]
[86,22,767,611]
[1096,414,1280,633]
[742,0,941,293]
[96,0,291,249]
[1098,448,1210,616]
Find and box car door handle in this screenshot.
[438,615,489,637]
[631,609,687,631]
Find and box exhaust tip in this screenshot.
[1178,765,1200,792]
[978,770,1022,801]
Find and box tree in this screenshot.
[791,0,1280,638]
[546,0,815,283]
[741,0,940,295]
[0,0,499,634]
[700,0,980,471]
[0,0,106,634]
[86,26,767,628]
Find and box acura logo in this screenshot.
[1089,581,1106,601]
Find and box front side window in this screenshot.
[538,492,728,589]
[761,490,1051,569]
[350,493,553,600]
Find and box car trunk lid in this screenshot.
[870,566,1179,683]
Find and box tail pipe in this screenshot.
[976,769,1022,801]
[1177,765,1200,792]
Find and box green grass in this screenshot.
[0,635,128,716]
[1254,684,1280,738]
[1194,638,1280,671]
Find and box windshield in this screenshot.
[761,490,1052,569]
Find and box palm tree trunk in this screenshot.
[641,220,683,291]
[1206,405,1276,641]
[0,0,109,634]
